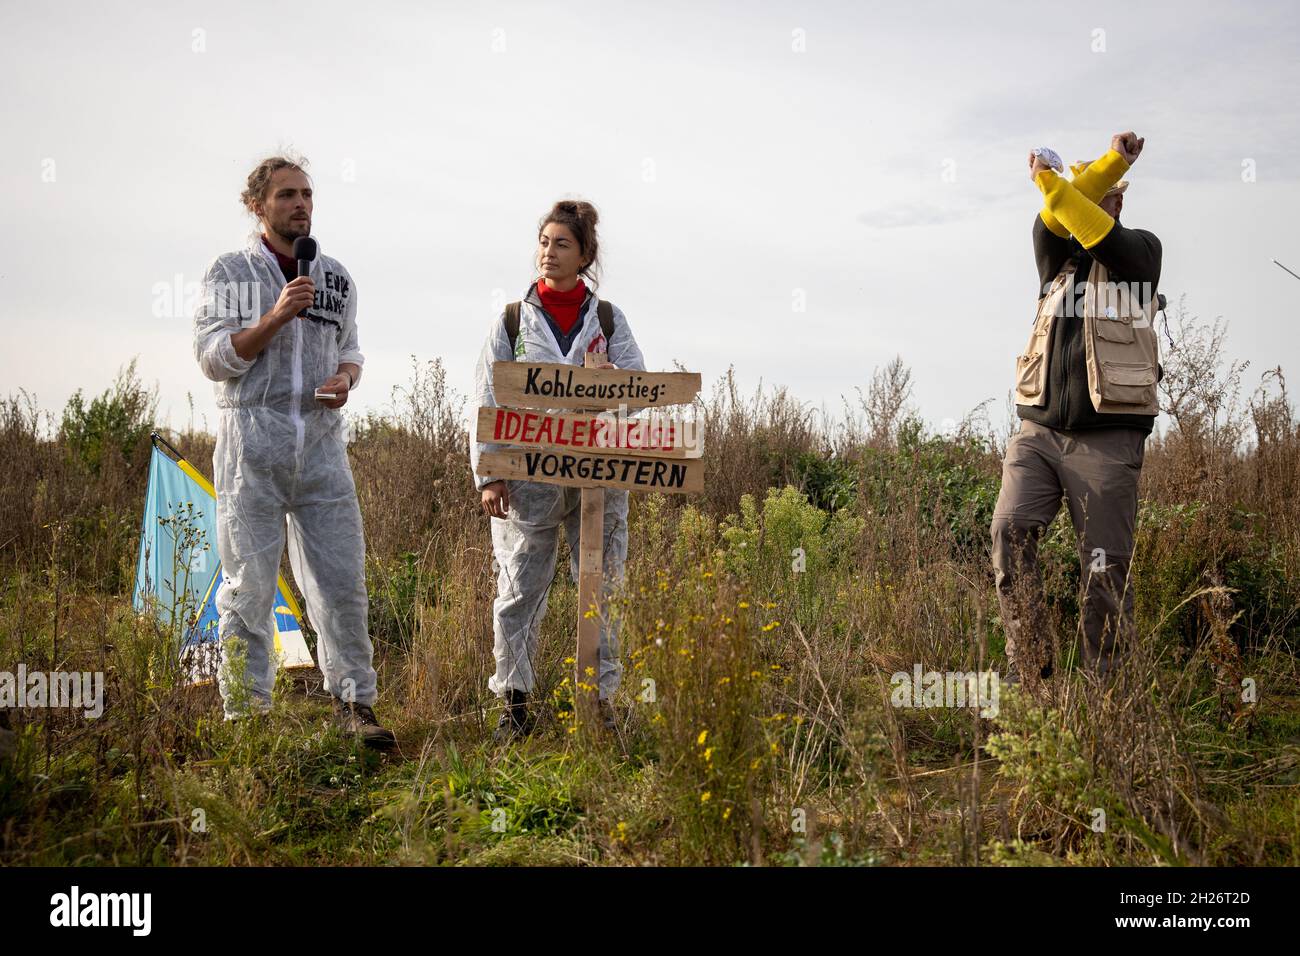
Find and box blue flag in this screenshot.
[132,439,315,680]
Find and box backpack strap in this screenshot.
[504,297,616,355]
[597,299,615,343]
[504,301,521,351]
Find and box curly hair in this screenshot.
[241,155,310,216]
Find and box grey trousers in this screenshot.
[990,420,1146,678]
[489,481,628,701]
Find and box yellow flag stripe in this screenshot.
[173,454,305,626]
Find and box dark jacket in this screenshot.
[1017,215,1162,433]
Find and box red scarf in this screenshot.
[536,278,587,335]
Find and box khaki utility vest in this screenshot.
[1014,259,1160,416]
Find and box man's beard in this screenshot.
[271,217,311,243]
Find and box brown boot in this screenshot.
[333,699,396,750]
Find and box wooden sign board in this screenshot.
[475,406,703,459]
[492,362,701,410]
[482,353,707,733]
[477,448,704,494]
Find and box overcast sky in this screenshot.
[2,0,1296,441]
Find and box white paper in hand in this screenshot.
[1032,147,1064,172]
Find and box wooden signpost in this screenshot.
[491,362,702,411]
[477,358,705,729]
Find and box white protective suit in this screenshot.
[471,285,646,701]
[193,235,376,718]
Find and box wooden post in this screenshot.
[576,352,607,727]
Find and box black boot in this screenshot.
[494,688,535,744]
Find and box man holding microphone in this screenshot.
[193,155,393,748]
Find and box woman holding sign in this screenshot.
[470,200,646,743]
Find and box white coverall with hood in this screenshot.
[194,235,376,718]
[471,287,646,701]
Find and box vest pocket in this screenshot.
[1095,317,1135,345]
[1016,352,1044,398]
[1100,361,1156,405]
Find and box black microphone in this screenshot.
[293,236,317,317]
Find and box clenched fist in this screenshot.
[1111,131,1145,165]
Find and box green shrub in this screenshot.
[59,359,156,474]
[857,426,1001,558]
[794,452,857,513]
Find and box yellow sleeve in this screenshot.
[1035,170,1115,249]
[1038,148,1130,238]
